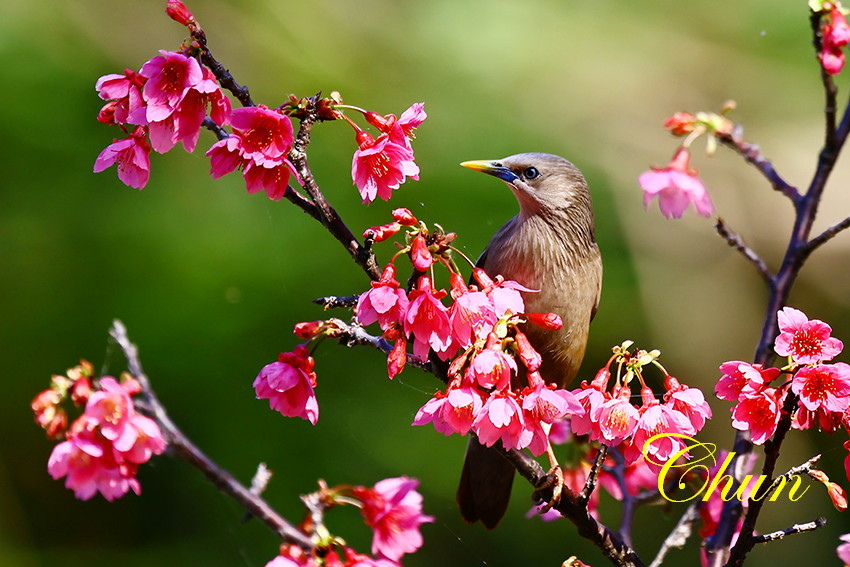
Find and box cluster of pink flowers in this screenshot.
[32,362,166,501]
[716,307,850,450]
[817,1,850,75]
[264,476,431,567]
[94,50,231,188]
[253,345,319,424]
[639,146,713,219]
[569,362,712,471]
[207,105,300,201]
[348,104,426,203]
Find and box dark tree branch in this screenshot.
[108,320,314,550]
[803,214,850,259]
[287,98,382,281]
[580,444,608,504]
[189,27,254,107]
[313,295,360,309]
[715,218,773,283]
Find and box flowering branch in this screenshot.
[108,320,315,550]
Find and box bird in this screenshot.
[456,152,603,528]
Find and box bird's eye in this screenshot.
[523,167,540,180]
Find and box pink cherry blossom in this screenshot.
[626,397,695,469]
[351,131,419,203]
[404,277,453,361]
[595,388,639,445]
[244,160,299,201]
[821,6,850,75]
[569,382,609,439]
[473,391,526,450]
[838,533,850,566]
[95,69,146,124]
[639,147,713,219]
[357,265,410,331]
[716,361,780,401]
[791,362,850,413]
[139,51,203,118]
[466,343,516,390]
[663,375,713,432]
[731,389,783,444]
[354,476,433,561]
[774,306,844,364]
[253,346,319,424]
[85,377,138,452]
[412,391,455,435]
[93,127,152,189]
[229,105,294,165]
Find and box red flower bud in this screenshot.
[471,267,494,289]
[514,330,542,372]
[363,222,401,242]
[829,482,848,511]
[527,312,564,330]
[391,207,418,226]
[97,101,118,124]
[590,367,611,390]
[365,111,395,132]
[166,0,195,25]
[294,320,324,339]
[388,337,407,379]
[410,234,433,271]
[70,375,92,406]
[120,374,142,395]
[663,112,697,135]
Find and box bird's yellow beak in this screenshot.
[460,160,518,183]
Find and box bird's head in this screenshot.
[460,153,590,218]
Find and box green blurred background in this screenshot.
[4,0,850,565]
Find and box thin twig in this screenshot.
[580,444,608,503]
[109,320,314,550]
[715,128,800,203]
[648,503,700,567]
[803,214,850,258]
[751,517,826,544]
[189,27,254,107]
[313,295,360,310]
[715,218,773,283]
[287,98,381,280]
[325,319,432,373]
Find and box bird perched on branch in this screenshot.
[457,153,603,528]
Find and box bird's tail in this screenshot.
[456,436,515,529]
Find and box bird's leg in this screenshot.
[535,423,566,513]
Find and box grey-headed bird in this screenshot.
[457,153,603,528]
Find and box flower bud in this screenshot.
[410,234,433,271]
[363,222,401,242]
[293,320,324,339]
[527,312,564,330]
[166,0,195,25]
[388,337,407,379]
[70,375,92,406]
[391,207,418,226]
[514,330,542,372]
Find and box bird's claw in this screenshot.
[534,465,564,513]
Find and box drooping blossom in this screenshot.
[472,391,526,450]
[520,383,584,456]
[639,147,713,219]
[253,346,319,424]
[466,339,517,390]
[820,3,850,75]
[626,389,695,469]
[404,276,453,361]
[774,306,844,364]
[791,362,850,413]
[351,130,419,203]
[93,127,152,189]
[412,386,482,436]
[356,265,410,331]
[664,375,713,432]
[353,476,433,561]
[595,387,640,445]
